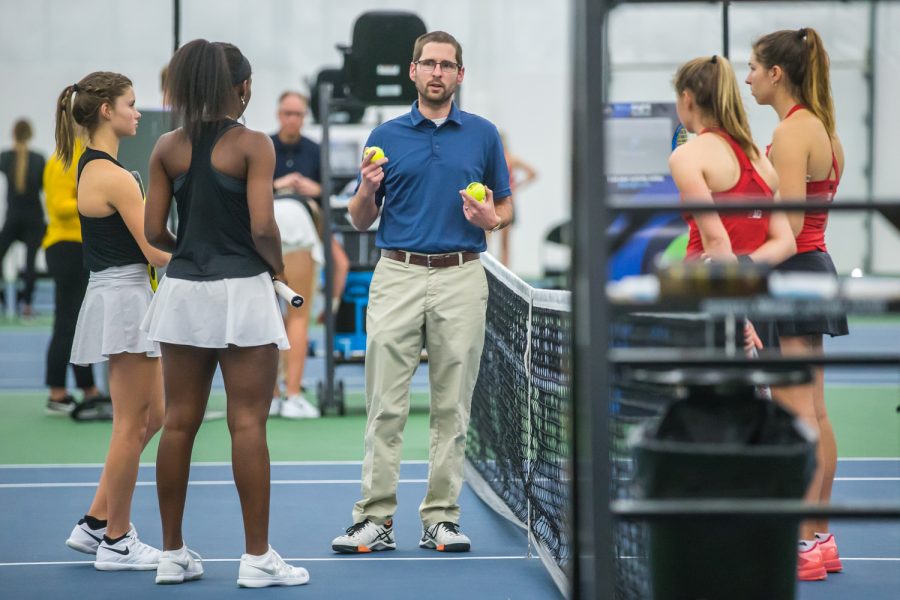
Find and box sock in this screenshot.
[245,546,272,560]
[83,515,108,530]
[103,532,129,545]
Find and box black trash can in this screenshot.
[631,384,816,600]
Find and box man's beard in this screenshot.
[417,80,455,107]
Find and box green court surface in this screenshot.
[0,386,896,465]
[0,391,433,464]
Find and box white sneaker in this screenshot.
[237,546,309,588]
[269,396,283,418]
[419,522,471,552]
[156,544,203,584]
[65,518,106,555]
[94,527,161,571]
[280,394,320,419]
[331,518,396,553]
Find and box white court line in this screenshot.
[834,477,900,481]
[0,555,540,567]
[0,460,427,469]
[0,479,428,489]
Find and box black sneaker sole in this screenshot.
[419,541,471,552]
[331,544,396,554]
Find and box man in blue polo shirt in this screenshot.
[331,31,512,555]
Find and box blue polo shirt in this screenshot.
[271,134,321,183]
[360,101,511,254]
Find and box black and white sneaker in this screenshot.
[65,517,107,555]
[419,522,471,552]
[331,518,397,553]
[94,526,161,571]
[46,396,78,416]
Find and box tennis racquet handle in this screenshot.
[273,280,304,308]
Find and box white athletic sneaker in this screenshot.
[269,396,283,418]
[419,522,471,552]
[331,518,397,553]
[65,518,106,555]
[156,544,204,584]
[94,527,161,571]
[280,394,320,419]
[236,546,309,588]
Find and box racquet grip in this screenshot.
[273,280,304,308]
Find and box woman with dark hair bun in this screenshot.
[143,39,309,587]
[747,27,847,582]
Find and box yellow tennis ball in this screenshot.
[364,146,385,162]
[466,182,486,202]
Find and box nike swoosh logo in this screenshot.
[104,545,130,556]
[80,528,103,543]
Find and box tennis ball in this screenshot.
[364,146,385,162]
[466,182,486,203]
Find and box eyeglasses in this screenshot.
[415,59,461,73]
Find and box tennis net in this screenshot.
[467,255,695,599]
[466,253,572,595]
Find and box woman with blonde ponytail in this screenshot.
[0,118,46,316]
[56,72,171,572]
[669,55,794,266]
[747,27,848,582]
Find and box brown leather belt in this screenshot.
[381,249,480,268]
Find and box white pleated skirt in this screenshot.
[141,271,290,350]
[70,264,160,365]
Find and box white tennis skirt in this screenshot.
[141,271,290,350]
[70,264,160,365]
[274,198,324,264]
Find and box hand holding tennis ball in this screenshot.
[364,146,386,163]
[465,182,486,203]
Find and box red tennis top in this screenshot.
[766,105,840,253]
[684,128,774,261]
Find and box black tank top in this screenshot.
[77,148,146,272]
[165,120,269,281]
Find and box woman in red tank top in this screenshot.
[747,27,849,581]
[669,55,794,266]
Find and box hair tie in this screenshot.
[710,55,718,64]
[798,28,808,40]
[72,83,80,93]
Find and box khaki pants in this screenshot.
[352,255,488,527]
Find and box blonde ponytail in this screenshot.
[673,56,758,159]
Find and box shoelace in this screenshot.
[345,520,371,537]
[440,522,461,536]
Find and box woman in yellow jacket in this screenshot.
[43,138,108,414]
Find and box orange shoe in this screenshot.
[815,534,843,573]
[798,542,827,581]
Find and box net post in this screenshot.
[525,285,534,559]
[572,0,616,598]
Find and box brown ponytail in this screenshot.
[54,72,133,169]
[674,55,758,159]
[11,119,32,195]
[753,27,836,136]
[54,85,79,170]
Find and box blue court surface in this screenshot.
[0,461,561,599]
[1,460,897,599]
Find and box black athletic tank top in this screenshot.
[165,120,269,281]
[77,148,146,272]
